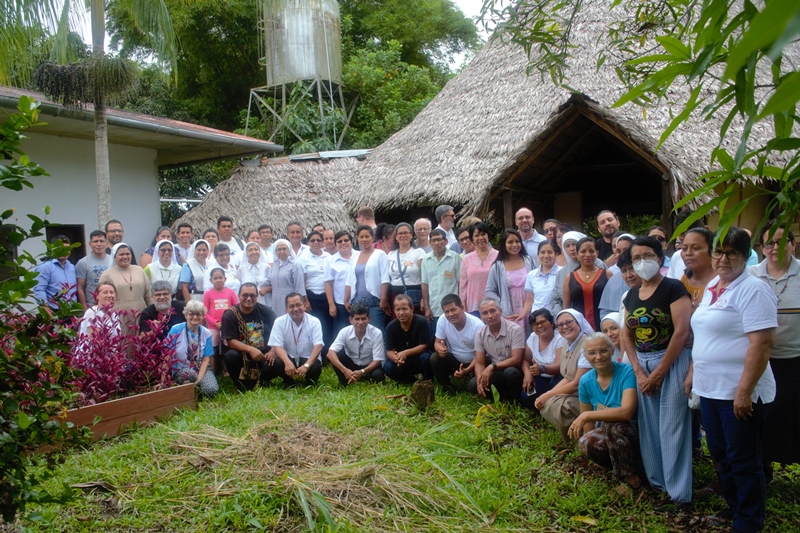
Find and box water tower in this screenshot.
[246,0,356,151]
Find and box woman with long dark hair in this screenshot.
[486,228,536,329]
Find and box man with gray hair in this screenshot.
[138,279,187,339]
[414,218,433,252]
[434,205,457,247]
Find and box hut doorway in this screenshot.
[482,105,671,235]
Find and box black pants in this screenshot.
[307,290,333,352]
[331,350,385,386]
[429,351,471,388]
[225,349,289,391]
[468,367,523,403]
[289,357,323,385]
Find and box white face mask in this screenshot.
[633,259,660,281]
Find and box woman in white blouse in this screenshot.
[387,222,426,313]
[345,225,390,334]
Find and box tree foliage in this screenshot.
[481,0,800,244]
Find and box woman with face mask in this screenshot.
[620,236,693,505]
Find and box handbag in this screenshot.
[396,249,423,308]
[232,307,262,381]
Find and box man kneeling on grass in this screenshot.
[468,298,525,402]
[326,303,386,385]
[267,292,324,385]
[383,294,432,384]
[430,294,483,393]
[221,282,282,392]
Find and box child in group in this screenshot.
[202,267,238,372]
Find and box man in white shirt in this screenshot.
[434,205,457,246]
[217,216,243,264]
[174,223,193,265]
[267,293,324,385]
[431,294,484,392]
[326,303,386,385]
[259,224,275,255]
[515,207,547,261]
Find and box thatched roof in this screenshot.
[178,1,792,231]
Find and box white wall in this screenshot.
[4,132,160,260]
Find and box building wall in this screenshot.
[4,132,160,260]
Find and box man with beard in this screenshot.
[138,280,186,338]
[595,210,621,263]
[105,219,137,265]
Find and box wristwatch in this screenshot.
[539,364,546,375]
[303,363,310,369]
[491,362,497,370]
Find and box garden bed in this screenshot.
[65,383,197,441]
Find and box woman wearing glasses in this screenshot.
[168,300,218,397]
[690,227,778,532]
[620,236,692,505]
[325,231,359,338]
[647,226,671,275]
[749,223,799,475]
[521,309,567,406]
[143,240,181,295]
[387,222,425,314]
[534,308,594,442]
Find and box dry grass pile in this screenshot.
[164,418,488,531]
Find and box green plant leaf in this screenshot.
[757,72,800,120]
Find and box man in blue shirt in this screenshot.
[34,235,77,307]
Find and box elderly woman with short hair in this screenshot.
[168,300,218,397]
[691,227,778,532]
[568,332,641,486]
[265,239,306,317]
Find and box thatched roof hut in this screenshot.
[178,2,785,235]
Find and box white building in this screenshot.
[1,87,281,261]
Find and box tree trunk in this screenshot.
[92,0,112,227]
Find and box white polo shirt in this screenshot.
[691,271,777,402]
[296,249,331,293]
[267,313,323,365]
[324,251,359,305]
[435,312,484,364]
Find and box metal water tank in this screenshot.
[262,0,343,87]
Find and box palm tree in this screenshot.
[1,0,181,227]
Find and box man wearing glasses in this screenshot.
[421,229,462,329]
[105,220,137,265]
[434,205,457,247]
[268,293,324,385]
[221,282,280,391]
[468,298,525,402]
[138,280,186,339]
[414,218,433,252]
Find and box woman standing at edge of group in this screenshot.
[143,240,181,295]
[690,227,778,532]
[460,222,499,317]
[345,225,391,334]
[388,222,427,314]
[265,239,306,317]
[749,222,800,471]
[621,235,693,505]
[325,230,359,337]
[180,239,211,302]
[563,237,613,330]
[99,243,153,334]
[486,229,536,329]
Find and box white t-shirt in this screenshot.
[267,313,323,365]
[296,249,331,293]
[434,313,484,364]
[525,332,567,377]
[324,251,359,305]
[388,248,426,286]
[666,249,685,279]
[691,272,777,402]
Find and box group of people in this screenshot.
[38,204,798,533]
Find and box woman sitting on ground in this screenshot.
[168,300,218,397]
[522,309,566,406]
[534,308,594,442]
[568,332,641,486]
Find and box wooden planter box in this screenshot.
[65,383,197,441]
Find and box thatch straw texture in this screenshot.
[178,0,794,230]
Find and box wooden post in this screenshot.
[661,172,673,237]
[503,189,514,229]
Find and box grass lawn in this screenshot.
[14,368,800,532]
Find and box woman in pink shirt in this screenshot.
[459,222,498,316]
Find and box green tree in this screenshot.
[480,0,800,243]
[1,0,183,228]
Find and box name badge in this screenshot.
[443,271,454,279]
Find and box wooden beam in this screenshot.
[534,125,597,184]
[499,110,582,187]
[503,189,514,229]
[661,172,673,235]
[581,111,668,174]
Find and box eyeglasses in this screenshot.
[762,240,793,250]
[631,253,659,262]
[308,239,322,243]
[240,293,257,300]
[543,227,557,235]
[556,319,576,329]
[712,249,741,260]
[532,320,550,328]
[652,235,666,242]
[153,292,171,299]
[107,229,123,234]
[186,312,204,318]
[216,253,231,258]
[430,238,445,243]
[336,238,351,244]
[159,248,173,254]
[396,231,412,236]
[586,348,613,356]
[442,214,455,219]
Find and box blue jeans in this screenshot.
[307,291,333,349]
[701,397,769,533]
[383,350,432,383]
[332,302,350,339]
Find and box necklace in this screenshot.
[120,268,133,291]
